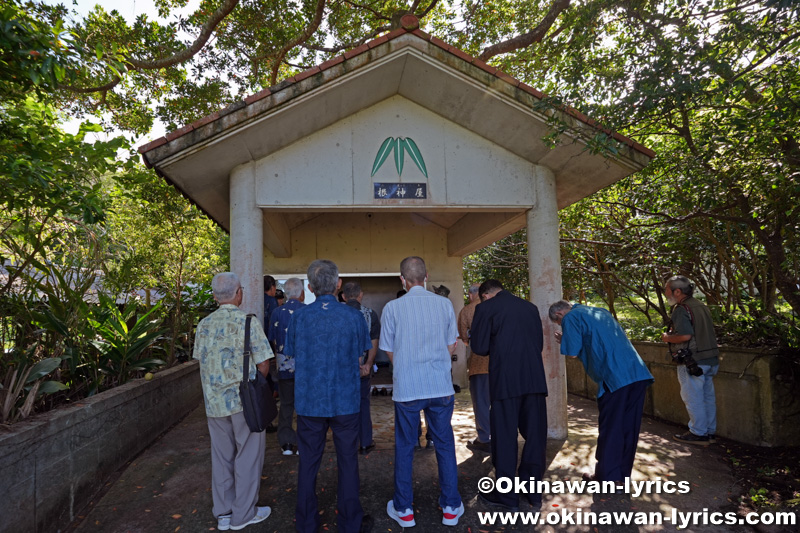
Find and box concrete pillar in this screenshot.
[527,167,567,440]
[230,163,264,325]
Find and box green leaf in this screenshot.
[394,137,404,176]
[401,138,428,178]
[371,137,395,176]
[26,357,62,383]
[37,381,70,395]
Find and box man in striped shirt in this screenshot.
[380,256,464,528]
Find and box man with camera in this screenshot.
[662,276,720,446]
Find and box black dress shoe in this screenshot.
[581,472,597,482]
[478,492,519,512]
[360,514,374,532]
[466,439,491,453]
[359,443,376,455]
[264,423,277,433]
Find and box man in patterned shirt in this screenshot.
[380,256,464,528]
[193,272,274,531]
[267,277,306,455]
[284,260,374,533]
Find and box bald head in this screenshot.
[400,256,427,286]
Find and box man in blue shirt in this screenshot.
[380,256,464,528]
[267,277,306,456]
[549,300,654,486]
[341,281,381,454]
[284,260,373,533]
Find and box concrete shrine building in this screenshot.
[139,15,653,438]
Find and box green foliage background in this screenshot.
[2,0,799,421]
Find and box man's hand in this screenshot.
[554,331,562,344]
[359,364,371,377]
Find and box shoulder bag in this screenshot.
[238,314,278,432]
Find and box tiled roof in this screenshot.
[138,14,654,161]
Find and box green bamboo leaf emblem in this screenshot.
[371,137,396,176]
[401,137,428,178]
[394,137,405,176]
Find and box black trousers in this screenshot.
[594,379,649,482]
[490,393,548,507]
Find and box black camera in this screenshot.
[672,348,703,376]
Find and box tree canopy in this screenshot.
[3,0,799,351]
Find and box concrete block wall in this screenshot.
[565,342,800,447]
[0,361,202,533]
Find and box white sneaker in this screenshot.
[217,513,231,531]
[387,500,416,527]
[230,506,271,530]
[442,503,464,526]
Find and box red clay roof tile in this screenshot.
[244,88,272,105]
[165,124,193,142]
[138,137,167,154]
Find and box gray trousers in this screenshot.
[278,378,297,446]
[207,411,266,527]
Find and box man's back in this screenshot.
[470,290,547,400]
[286,294,370,417]
[380,285,457,402]
[561,304,652,396]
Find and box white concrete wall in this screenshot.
[253,96,539,209]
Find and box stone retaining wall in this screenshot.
[565,342,800,447]
[0,361,202,533]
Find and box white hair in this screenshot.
[283,277,304,299]
[212,272,240,302]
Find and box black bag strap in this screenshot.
[242,314,253,384]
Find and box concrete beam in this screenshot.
[526,168,567,440]
[262,211,292,258]
[446,212,526,257]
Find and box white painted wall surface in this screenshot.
[253,96,540,209]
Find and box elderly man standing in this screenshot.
[662,275,720,446]
[284,260,373,533]
[458,283,491,452]
[267,277,306,455]
[549,300,653,486]
[193,272,273,531]
[380,256,464,528]
[341,281,381,454]
[470,279,548,511]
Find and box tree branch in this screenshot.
[269,0,327,85]
[478,0,572,62]
[127,0,240,70]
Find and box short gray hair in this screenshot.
[468,283,480,295]
[307,259,339,295]
[212,272,240,302]
[666,275,695,296]
[548,300,572,321]
[283,277,304,299]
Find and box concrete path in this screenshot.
[71,391,756,532]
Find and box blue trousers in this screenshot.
[359,376,373,447]
[677,364,718,436]
[594,379,649,482]
[490,393,547,507]
[469,373,491,443]
[296,413,363,533]
[393,396,462,511]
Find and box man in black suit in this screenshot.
[470,279,548,511]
